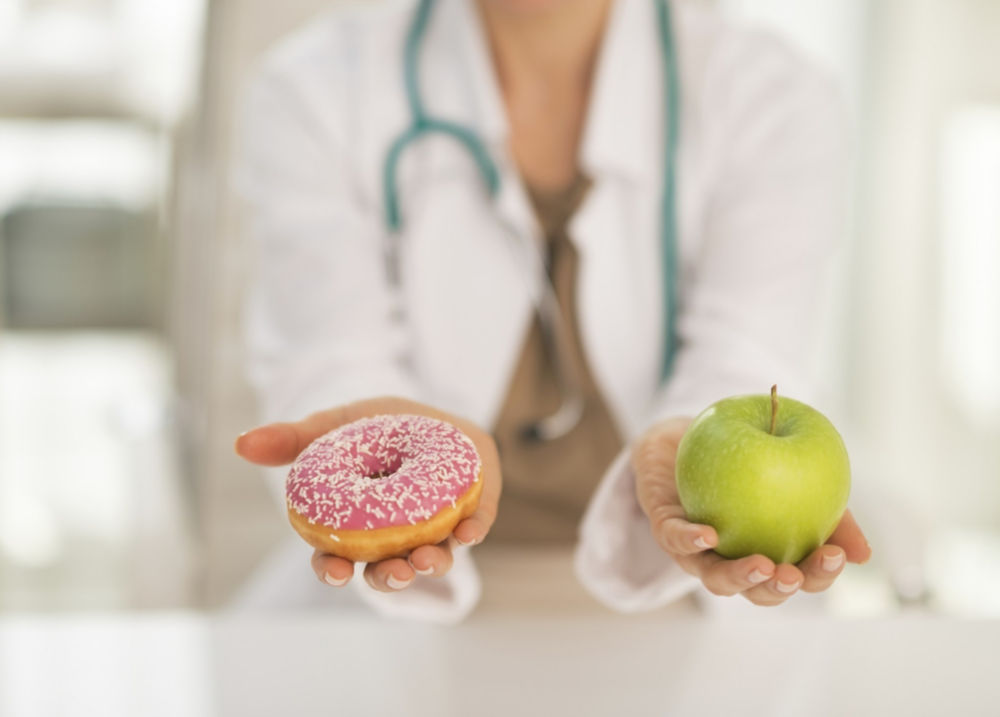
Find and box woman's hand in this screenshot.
[235,396,501,593]
[632,417,871,606]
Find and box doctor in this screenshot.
[234,0,871,622]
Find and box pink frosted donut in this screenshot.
[286,414,483,562]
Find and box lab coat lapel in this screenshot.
[446,0,539,253]
[578,0,662,185]
[572,0,666,438]
[405,0,539,427]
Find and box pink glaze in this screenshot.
[286,414,481,530]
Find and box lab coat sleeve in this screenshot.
[576,34,849,612]
[234,58,478,623]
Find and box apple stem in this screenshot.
[769,384,779,435]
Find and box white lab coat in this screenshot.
[235,0,847,622]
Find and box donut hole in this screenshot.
[363,453,403,481]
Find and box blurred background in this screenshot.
[0,0,998,715]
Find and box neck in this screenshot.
[476,0,613,93]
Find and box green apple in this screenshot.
[675,386,850,565]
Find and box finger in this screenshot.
[310,551,354,587]
[826,509,872,564]
[235,422,305,467]
[363,558,415,592]
[234,411,361,467]
[800,545,846,593]
[236,396,496,472]
[451,435,502,546]
[632,418,693,519]
[699,554,776,596]
[407,540,454,577]
[650,510,719,557]
[741,563,804,606]
[235,396,441,467]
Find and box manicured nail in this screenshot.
[822,552,845,572]
[748,569,771,584]
[455,535,479,547]
[693,536,711,550]
[776,580,800,594]
[386,574,413,590]
[233,431,249,452]
[324,572,349,587]
[408,559,434,576]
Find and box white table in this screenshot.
[3,547,999,717]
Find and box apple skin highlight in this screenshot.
[675,392,851,565]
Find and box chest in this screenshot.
[504,83,591,190]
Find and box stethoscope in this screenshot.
[382,0,679,442]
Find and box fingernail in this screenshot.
[408,559,434,576]
[324,572,349,587]
[233,432,249,452]
[776,580,800,594]
[455,535,479,547]
[822,552,845,572]
[748,569,771,584]
[386,574,413,590]
[693,536,711,550]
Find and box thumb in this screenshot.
[235,399,392,467]
[235,396,482,468]
[631,417,692,518]
[235,422,307,467]
[826,509,872,564]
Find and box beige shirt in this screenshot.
[489,174,624,544]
